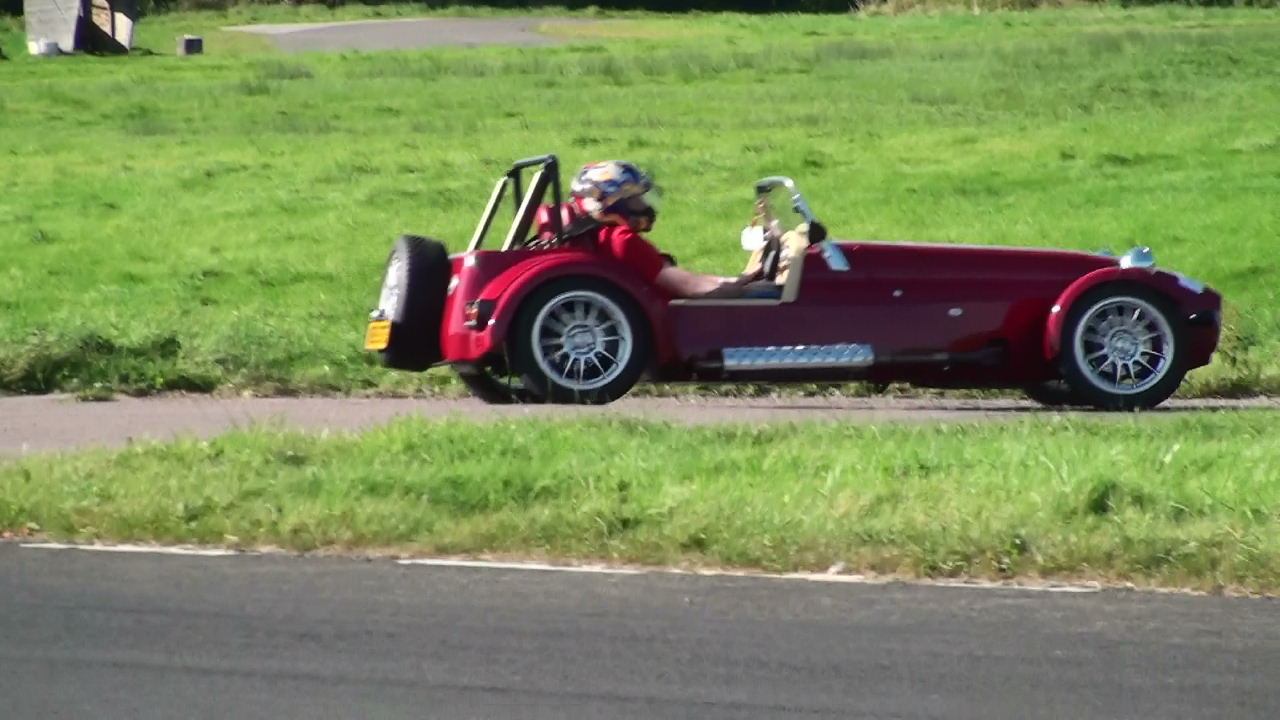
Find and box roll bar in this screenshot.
[468,154,565,252]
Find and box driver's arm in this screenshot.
[655,266,759,299]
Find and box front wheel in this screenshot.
[1058,285,1186,410]
[510,278,651,404]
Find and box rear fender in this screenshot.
[1043,267,1194,360]
[479,257,676,367]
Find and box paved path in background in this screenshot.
[226,17,594,53]
[0,394,1273,457]
[2,544,1277,720]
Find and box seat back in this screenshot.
[533,202,584,242]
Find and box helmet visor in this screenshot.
[604,195,658,232]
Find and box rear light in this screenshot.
[463,300,495,329]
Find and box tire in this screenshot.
[1058,284,1186,410]
[376,235,449,371]
[1023,380,1087,408]
[509,277,651,405]
[456,365,534,404]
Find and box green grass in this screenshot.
[3,411,1279,592]
[1,7,1278,397]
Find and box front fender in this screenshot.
[472,255,677,368]
[1043,266,1214,360]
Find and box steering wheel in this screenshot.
[758,224,784,282]
[750,197,785,282]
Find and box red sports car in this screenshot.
[364,154,1221,410]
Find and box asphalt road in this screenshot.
[2,394,1273,457]
[2,544,1276,719]
[226,17,593,53]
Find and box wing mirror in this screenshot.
[806,220,827,245]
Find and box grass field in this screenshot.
[3,411,1278,592]
[1,6,1278,397]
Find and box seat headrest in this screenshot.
[534,203,582,242]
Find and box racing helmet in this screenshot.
[570,160,658,232]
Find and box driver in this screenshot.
[569,161,763,299]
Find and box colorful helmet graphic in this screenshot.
[570,161,658,232]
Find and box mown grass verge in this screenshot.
[3,411,1278,592]
[2,7,1278,397]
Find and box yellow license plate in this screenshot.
[364,319,391,351]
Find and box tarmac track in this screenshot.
[226,17,597,53]
[0,394,1273,457]
[2,544,1278,720]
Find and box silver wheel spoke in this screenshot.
[531,290,634,392]
[587,355,605,374]
[1072,296,1174,396]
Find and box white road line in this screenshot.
[673,568,1101,592]
[922,578,1101,593]
[396,558,1101,592]
[396,558,644,575]
[16,542,1104,592]
[20,542,239,557]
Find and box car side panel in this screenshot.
[840,244,1057,375]
[668,243,1095,384]
[664,251,864,362]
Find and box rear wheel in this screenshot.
[455,365,533,404]
[1059,284,1186,410]
[375,235,450,371]
[1023,380,1087,408]
[510,278,650,404]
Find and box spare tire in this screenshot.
[374,235,449,371]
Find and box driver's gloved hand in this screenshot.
[763,221,784,245]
